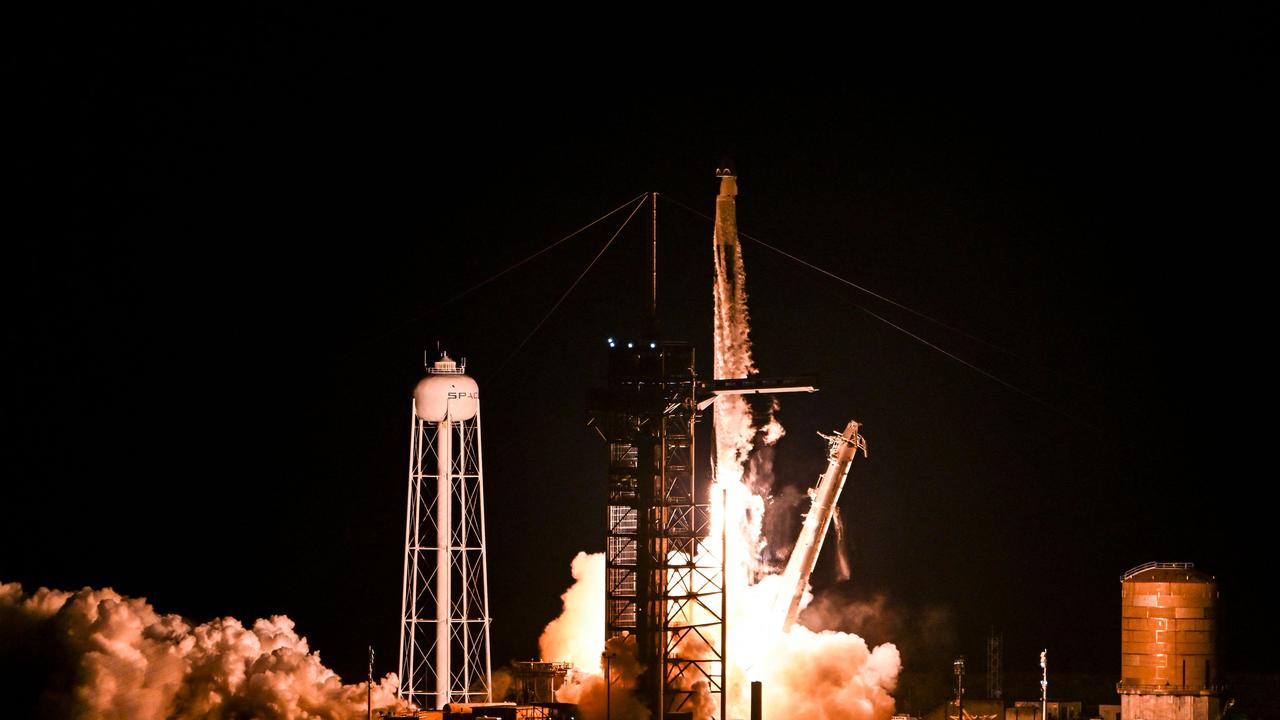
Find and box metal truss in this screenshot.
[399,405,492,710]
[594,342,725,719]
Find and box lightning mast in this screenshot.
[399,352,493,710]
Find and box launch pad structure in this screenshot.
[588,179,821,719]
[589,339,714,717]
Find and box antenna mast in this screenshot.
[650,191,658,327]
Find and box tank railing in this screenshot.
[1121,561,1195,581]
[426,365,466,375]
[1117,681,1223,695]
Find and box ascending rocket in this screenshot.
[712,165,757,471]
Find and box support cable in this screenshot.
[661,194,1090,426]
[850,303,1093,428]
[442,193,648,308]
[488,195,648,380]
[340,194,647,356]
[660,194,1076,383]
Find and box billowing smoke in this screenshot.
[799,591,956,716]
[538,554,649,720]
[832,508,853,582]
[0,582,399,720]
[800,591,956,672]
[552,634,651,720]
[754,626,900,720]
[538,551,606,671]
[762,484,807,568]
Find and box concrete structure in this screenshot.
[1118,562,1219,720]
[1007,701,1082,720]
[925,698,1005,720]
[510,661,572,705]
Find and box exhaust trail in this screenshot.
[710,169,900,720]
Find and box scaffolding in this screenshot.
[590,341,724,718]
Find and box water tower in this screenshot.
[1118,562,1219,720]
[398,352,492,710]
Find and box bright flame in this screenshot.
[709,204,899,718]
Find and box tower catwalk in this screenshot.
[590,340,716,718]
[399,352,492,710]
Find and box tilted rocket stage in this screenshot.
[772,420,867,632]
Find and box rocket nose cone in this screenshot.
[717,173,738,198]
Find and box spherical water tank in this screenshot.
[1119,562,1217,693]
[413,355,479,422]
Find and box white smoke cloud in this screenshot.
[754,627,900,720]
[538,551,606,672]
[0,582,399,720]
[537,556,650,720]
[553,634,651,720]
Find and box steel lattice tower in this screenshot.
[399,352,492,710]
[590,341,725,718]
[987,630,1002,700]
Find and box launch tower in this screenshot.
[590,339,715,717]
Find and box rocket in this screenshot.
[714,167,741,296]
[712,166,757,470]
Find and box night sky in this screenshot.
[8,12,1275,713]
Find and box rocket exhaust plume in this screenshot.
[0,581,400,720]
[710,170,899,720]
[538,552,606,672]
[833,506,854,582]
[539,553,650,720]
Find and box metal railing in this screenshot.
[1121,561,1195,581]
[1117,681,1222,695]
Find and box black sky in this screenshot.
[7,11,1276,710]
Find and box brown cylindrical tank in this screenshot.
[1119,562,1217,693]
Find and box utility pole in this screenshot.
[603,651,613,720]
[987,630,1002,700]
[1040,650,1048,720]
